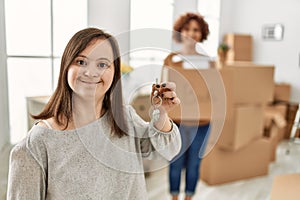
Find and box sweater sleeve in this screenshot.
[7,140,46,200]
[127,105,181,161]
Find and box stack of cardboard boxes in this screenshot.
[263,83,299,153]
[143,65,297,185]
[263,102,287,161]
[163,63,276,185]
[272,84,299,139]
[130,33,298,185]
[263,83,291,145]
[200,65,275,185]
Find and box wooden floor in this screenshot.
[146,140,300,200]
[1,140,299,200]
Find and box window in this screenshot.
[5,0,87,143]
[198,0,221,57]
[129,0,174,68]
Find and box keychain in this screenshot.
[151,79,162,122]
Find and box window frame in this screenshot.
[4,0,87,144]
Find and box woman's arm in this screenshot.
[128,105,181,161]
[151,82,180,132]
[7,141,46,200]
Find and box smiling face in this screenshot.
[67,38,115,102]
[181,19,202,45]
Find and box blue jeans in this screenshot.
[169,124,210,197]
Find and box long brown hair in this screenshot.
[32,27,128,137]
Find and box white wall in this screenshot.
[173,0,198,19]
[88,0,300,102]
[0,0,10,150]
[88,0,199,59]
[88,0,131,63]
[88,0,197,34]
[172,0,199,52]
[220,0,300,102]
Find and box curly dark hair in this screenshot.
[173,12,210,43]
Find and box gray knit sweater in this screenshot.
[7,106,181,200]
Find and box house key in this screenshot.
[151,79,162,122]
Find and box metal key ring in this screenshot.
[151,95,162,107]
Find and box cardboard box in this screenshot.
[263,104,287,142]
[274,83,291,102]
[200,138,271,185]
[284,102,299,139]
[224,34,253,62]
[264,120,286,142]
[224,61,256,67]
[271,122,286,141]
[269,173,300,200]
[265,123,281,162]
[164,65,274,122]
[164,67,214,122]
[130,94,151,121]
[264,104,287,132]
[220,66,275,104]
[217,104,264,151]
[269,101,299,139]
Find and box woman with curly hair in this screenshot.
[164,12,211,200]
